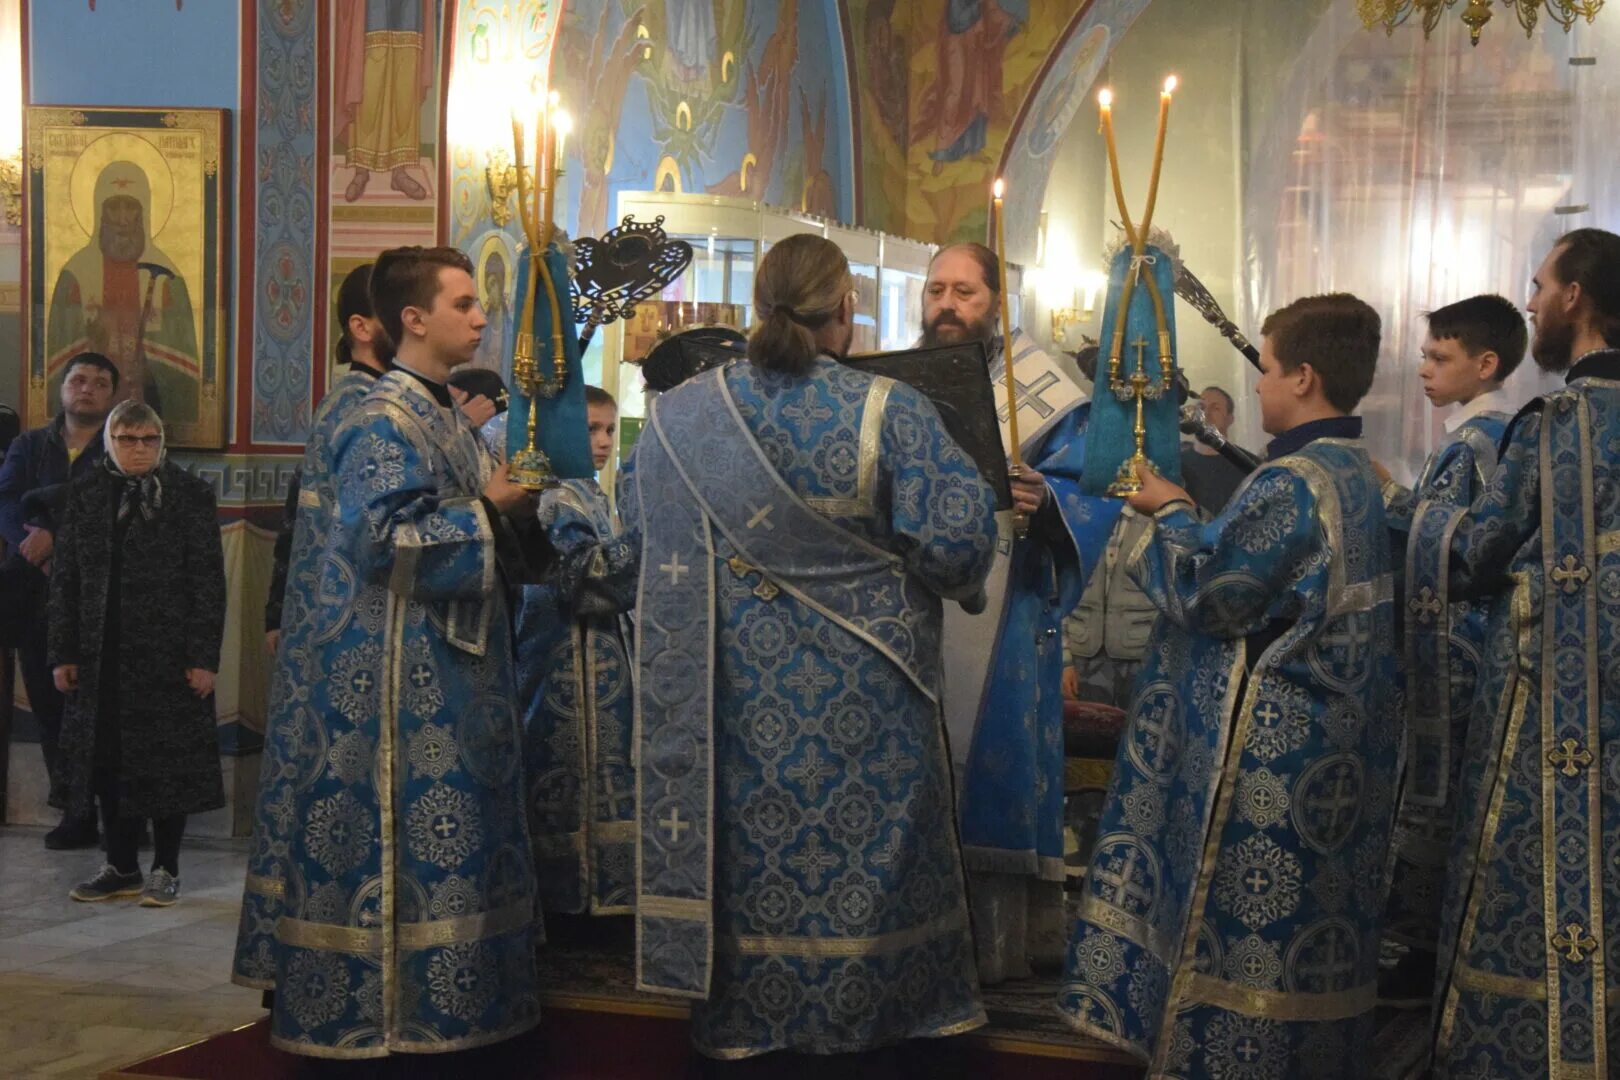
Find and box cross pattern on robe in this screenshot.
[599,776,635,818]
[419,738,446,764]
[329,822,351,846]
[1550,738,1594,778]
[784,743,838,802]
[1235,1038,1263,1064]
[432,814,459,840]
[1296,927,1356,987]
[660,554,690,586]
[1243,868,1272,895]
[454,967,479,992]
[1319,618,1370,670]
[1094,847,1153,912]
[659,807,691,844]
[786,832,840,889]
[995,370,1063,424]
[1551,554,1591,594]
[783,657,838,711]
[746,503,776,531]
[1409,586,1444,625]
[1305,763,1359,841]
[409,664,435,688]
[351,671,375,694]
[1553,922,1599,963]
[1254,702,1282,728]
[1134,696,1180,772]
[781,390,834,442]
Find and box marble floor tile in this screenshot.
[0,826,264,1079]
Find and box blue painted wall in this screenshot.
[29,2,239,107]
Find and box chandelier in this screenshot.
[1358,0,1604,45]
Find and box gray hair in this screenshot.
[107,400,162,432]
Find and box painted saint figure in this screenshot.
[45,160,201,423]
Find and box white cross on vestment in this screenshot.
[995,371,1063,423]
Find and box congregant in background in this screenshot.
[1178,384,1247,512]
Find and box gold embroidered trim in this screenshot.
[1328,571,1395,618]
[1182,973,1376,1022]
[276,916,380,954]
[1454,963,1546,1000]
[396,900,533,950]
[594,821,637,842]
[719,908,969,958]
[391,520,422,597]
[804,496,866,516]
[856,376,894,516]
[638,894,710,921]
[244,872,285,899]
[1596,529,1620,555]
[298,487,321,509]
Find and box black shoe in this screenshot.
[70,863,145,902]
[45,817,100,850]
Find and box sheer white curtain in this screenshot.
[1238,5,1620,480]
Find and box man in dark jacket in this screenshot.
[0,352,118,848]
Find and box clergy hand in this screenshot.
[1369,458,1392,484]
[19,525,53,566]
[53,664,78,693]
[1009,468,1048,515]
[264,630,281,656]
[1126,461,1192,516]
[484,463,537,517]
[450,386,498,427]
[186,669,216,698]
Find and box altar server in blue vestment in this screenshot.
[1425,229,1620,1079]
[921,243,1122,984]
[1059,294,1401,1077]
[1372,296,1523,1025]
[517,386,639,919]
[251,246,543,1059]
[234,263,395,992]
[625,234,999,1059]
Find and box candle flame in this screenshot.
[553,109,573,137]
[1098,88,1114,108]
[993,178,1005,200]
[1163,75,1178,95]
[548,89,561,109]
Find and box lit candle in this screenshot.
[1098,89,1135,246]
[553,108,573,165]
[1142,76,1176,235]
[992,178,1022,471]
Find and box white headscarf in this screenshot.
[102,399,166,522]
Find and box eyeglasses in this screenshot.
[111,435,162,448]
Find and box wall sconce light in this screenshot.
[1050,270,1109,344]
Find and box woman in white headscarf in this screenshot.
[48,400,226,907]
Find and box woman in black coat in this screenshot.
[48,400,227,906]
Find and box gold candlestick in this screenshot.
[1097,79,1179,497]
[992,178,1029,539]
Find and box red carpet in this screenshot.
[106,1008,1142,1079]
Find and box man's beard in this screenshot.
[919,311,994,349]
[1532,312,1576,373]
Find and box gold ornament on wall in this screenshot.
[1358,0,1604,46]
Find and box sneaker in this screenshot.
[44,816,100,850]
[70,864,145,902]
[140,868,180,907]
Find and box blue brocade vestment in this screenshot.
[623,356,998,1058]
[1058,436,1401,1078]
[515,478,639,915]
[1426,352,1620,1077]
[234,371,540,1058]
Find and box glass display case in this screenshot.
[595,192,1025,490]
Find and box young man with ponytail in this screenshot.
[624,233,1000,1060]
